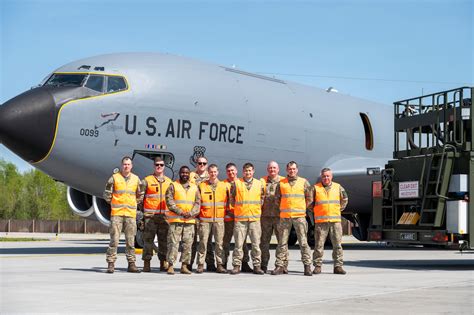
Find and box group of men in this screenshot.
[103,155,348,276]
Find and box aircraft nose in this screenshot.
[0,88,58,163]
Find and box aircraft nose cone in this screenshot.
[0,88,58,163]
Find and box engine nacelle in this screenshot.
[93,196,111,226]
[67,187,94,218]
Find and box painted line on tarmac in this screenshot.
[0,253,104,259]
[224,280,474,314]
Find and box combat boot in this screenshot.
[334,266,347,275]
[181,263,192,274]
[196,264,204,274]
[271,266,284,275]
[127,262,141,273]
[241,261,253,273]
[167,264,175,275]
[187,264,193,272]
[160,260,168,272]
[216,264,227,274]
[313,266,322,274]
[283,266,288,274]
[143,260,151,272]
[261,266,268,273]
[106,262,114,274]
[304,265,313,276]
[230,265,240,275]
[253,266,265,275]
[207,263,217,272]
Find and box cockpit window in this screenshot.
[43,73,127,95]
[107,76,127,93]
[44,74,87,87]
[85,75,105,92]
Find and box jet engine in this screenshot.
[93,196,111,226]
[67,187,95,218]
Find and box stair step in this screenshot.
[421,209,437,213]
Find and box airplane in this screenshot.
[0,52,393,242]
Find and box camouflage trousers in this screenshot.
[232,220,262,267]
[313,222,344,267]
[167,222,195,265]
[260,216,285,269]
[191,222,215,266]
[275,217,312,267]
[223,221,249,266]
[106,215,136,263]
[197,221,225,265]
[142,214,169,262]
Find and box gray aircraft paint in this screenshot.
[4,52,393,224]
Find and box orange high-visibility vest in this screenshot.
[279,177,307,219]
[223,179,235,222]
[199,181,227,222]
[167,181,198,224]
[143,175,172,215]
[111,173,140,218]
[234,178,262,222]
[313,182,342,223]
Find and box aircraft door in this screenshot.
[131,150,176,179]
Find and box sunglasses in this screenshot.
[197,162,207,165]
[155,163,165,167]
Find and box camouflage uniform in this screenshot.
[142,175,171,263]
[260,175,285,270]
[230,179,265,268]
[309,183,348,268]
[103,174,144,263]
[165,181,201,266]
[189,171,214,267]
[223,221,251,267]
[223,179,250,267]
[143,215,169,261]
[274,176,313,268]
[197,180,228,266]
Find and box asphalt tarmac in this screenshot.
[1,233,473,314]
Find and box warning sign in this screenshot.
[399,181,419,198]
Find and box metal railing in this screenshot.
[393,87,472,158]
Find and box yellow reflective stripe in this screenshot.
[111,204,136,209]
[199,217,224,222]
[234,215,260,219]
[315,215,340,220]
[281,194,305,198]
[114,189,136,194]
[235,201,261,205]
[280,209,306,213]
[144,208,165,214]
[145,194,160,198]
[201,202,226,207]
[314,200,340,206]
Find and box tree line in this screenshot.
[0,159,77,220]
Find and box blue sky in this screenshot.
[1,0,472,172]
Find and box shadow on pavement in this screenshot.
[0,246,110,255]
[60,267,107,273]
[344,259,474,271]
